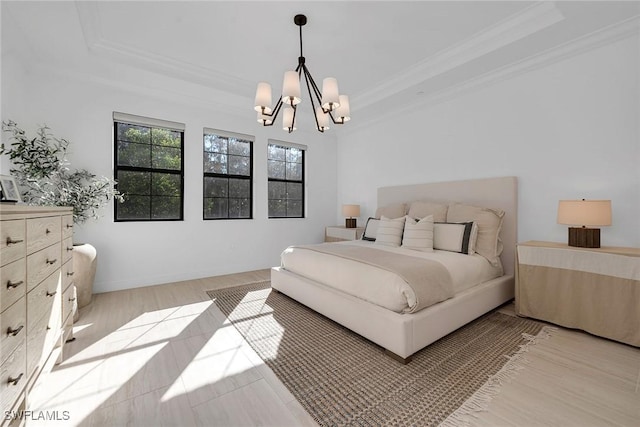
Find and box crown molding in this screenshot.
[39,64,250,118]
[352,1,565,110]
[75,2,251,97]
[345,15,640,135]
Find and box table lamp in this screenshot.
[342,204,360,228]
[557,199,611,248]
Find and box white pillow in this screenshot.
[402,215,434,252]
[447,203,504,266]
[362,217,380,241]
[433,222,477,254]
[374,216,406,247]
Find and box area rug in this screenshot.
[207,281,549,427]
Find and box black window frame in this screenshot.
[113,119,185,222]
[203,129,254,220]
[268,142,305,219]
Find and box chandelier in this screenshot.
[254,14,351,133]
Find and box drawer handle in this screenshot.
[8,373,23,386]
[46,290,57,297]
[66,224,73,229]
[6,237,24,245]
[7,280,24,289]
[67,247,74,252]
[46,258,57,265]
[67,271,75,277]
[46,228,51,234]
[7,325,24,336]
[68,297,77,302]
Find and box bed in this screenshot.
[271,176,517,363]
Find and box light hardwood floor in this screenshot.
[28,270,639,426]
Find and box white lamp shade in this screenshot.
[321,77,340,111]
[254,82,272,114]
[257,111,272,125]
[342,204,360,218]
[282,107,296,131]
[315,106,330,131]
[335,95,351,122]
[557,200,612,226]
[282,71,301,106]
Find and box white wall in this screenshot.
[0,19,29,174]
[3,68,337,293]
[337,35,640,248]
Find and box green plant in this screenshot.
[1,120,124,224]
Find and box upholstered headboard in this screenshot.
[377,176,518,276]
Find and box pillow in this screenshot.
[407,201,448,223]
[375,203,406,219]
[447,203,505,266]
[433,222,476,254]
[374,216,406,247]
[362,217,380,241]
[401,215,434,252]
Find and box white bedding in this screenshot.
[280,240,503,313]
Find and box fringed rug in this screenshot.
[207,281,550,427]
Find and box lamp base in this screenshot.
[345,218,357,228]
[568,227,600,248]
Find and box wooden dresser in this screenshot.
[1,205,75,424]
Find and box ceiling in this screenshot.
[2,1,639,129]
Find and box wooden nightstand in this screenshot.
[325,226,364,242]
[516,240,640,347]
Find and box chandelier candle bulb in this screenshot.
[257,111,273,125]
[254,82,273,114]
[335,95,351,122]
[321,77,340,111]
[283,107,296,132]
[282,71,302,106]
[316,107,330,131]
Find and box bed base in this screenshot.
[271,266,514,362]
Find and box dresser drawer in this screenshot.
[1,297,26,365]
[62,215,74,239]
[62,259,74,292]
[0,259,26,313]
[26,242,61,292]
[62,284,75,325]
[26,313,47,377]
[27,271,61,334]
[1,220,25,267]
[26,216,61,255]
[26,307,61,378]
[0,340,26,413]
[62,237,74,264]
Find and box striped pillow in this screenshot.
[401,215,434,252]
[433,222,476,254]
[374,216,406,247]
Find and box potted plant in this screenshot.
[1,120,123,316]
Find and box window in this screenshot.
[113,112,184,221]
[268,141,305,218]
[203,129,253,219]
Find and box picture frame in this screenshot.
[0,175,22,203]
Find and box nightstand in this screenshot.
[325,226,364,242]
[516,240,640,347]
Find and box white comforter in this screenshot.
[280,240,503,313]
